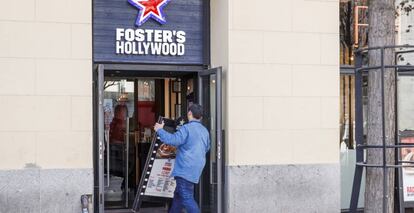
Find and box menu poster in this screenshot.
[133,117,181,211]
[143,117,178,198]
[401,133,414,202]
[144,159,176,198]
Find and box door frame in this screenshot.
[93,64,224,212]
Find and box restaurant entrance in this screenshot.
[93,64,223,213]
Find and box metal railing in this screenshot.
[350,45,414,213]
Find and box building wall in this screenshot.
[211,0,340,212]
[0,1,93,212]
[0,0,340,212]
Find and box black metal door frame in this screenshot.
[197,67,223,213]
[93,64,224,212]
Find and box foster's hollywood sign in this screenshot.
[116,0,187,56]
[94,0,206,64]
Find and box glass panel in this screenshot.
[397,73,414,202]
[340,75,356,150]
[340,74,367,210]
[340,0,368,65]
[103,79,135,209]
[339,1,368,211]
[137,80,155,101]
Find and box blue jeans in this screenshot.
[169,177,200,213]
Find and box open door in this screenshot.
[197,67,223,213]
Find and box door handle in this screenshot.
[125,118,130,208]
[105,130,110,187]
[210,129,224,185]
[210,155,216,185]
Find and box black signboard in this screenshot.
[93,0,208,65]
[132,116,179,211]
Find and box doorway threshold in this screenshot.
[105,208,167,213]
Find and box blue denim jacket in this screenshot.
[156,120,210,183]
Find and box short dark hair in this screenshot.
[188,104,203,119]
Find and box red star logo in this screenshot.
[138,0,163,17]
[128,0,171,26]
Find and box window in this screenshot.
[339,1,368,211]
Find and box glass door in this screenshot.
[103,78,135,209]
[197,67,223,213]
[96,64,137,211]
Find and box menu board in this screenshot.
[144,134,177,198]
[133,117,180,211]
[144,159,176,198]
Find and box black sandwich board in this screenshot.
[132,116,179,212]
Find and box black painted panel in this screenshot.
[93,0,207,64]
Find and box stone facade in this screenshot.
[0,0,93,212]
[211,0,340,212]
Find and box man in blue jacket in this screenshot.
[154,104,210,213]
